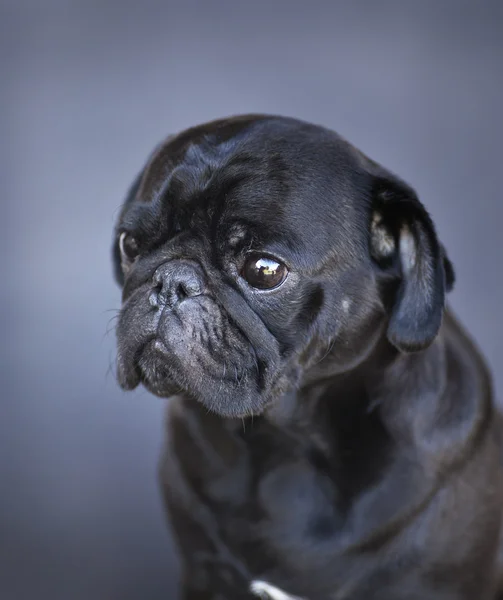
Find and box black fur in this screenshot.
[112,115,503,599]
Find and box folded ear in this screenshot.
[370,176,455,353]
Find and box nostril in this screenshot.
[151,262,205,307]
[176,278,203,301]
[149,280,163,309]
[176,282,188,300]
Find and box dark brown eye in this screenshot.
[242,254,288,290]
[119,232,139,262]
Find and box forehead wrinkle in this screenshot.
[138,124,259,203]
[142,139,251,217]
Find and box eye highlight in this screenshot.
[241,254,288,290]
[119,232,140,263]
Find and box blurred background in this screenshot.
[1,1,502,598]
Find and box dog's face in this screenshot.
[113,115,454,417]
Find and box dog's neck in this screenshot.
[264,333,401,429]
[263,323,487,474]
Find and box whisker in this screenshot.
[101,314,121,344]
[101,307,121,316]
[314,337,336,366]
[106,350,116,381]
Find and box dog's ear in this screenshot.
[112,170,144,287]
[369,175,455,353]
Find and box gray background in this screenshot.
[1,1,502,598]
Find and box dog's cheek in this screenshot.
[302,276,385,371]
[254,285,326,361]
[294,285,325,331]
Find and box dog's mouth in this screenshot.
[133,337,185,398]
[115,290,281,417]
[135,333,252,399]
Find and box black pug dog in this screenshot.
[113,115,503,599]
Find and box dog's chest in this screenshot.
[167,404,363,576]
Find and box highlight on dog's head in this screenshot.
[112,115,454,417]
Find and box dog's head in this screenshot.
[112,115,454,417]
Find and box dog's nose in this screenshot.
[150,261,205,308]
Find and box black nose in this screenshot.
[150,260,205,308]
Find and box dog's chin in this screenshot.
[135,340,185,398]
[117,334,274,419]
[139,350,271,418]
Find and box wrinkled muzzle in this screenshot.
[116,259,281,417]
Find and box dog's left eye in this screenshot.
[242,254,288,290]
[119,232,140,262]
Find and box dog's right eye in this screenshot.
[119,232,140,262]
